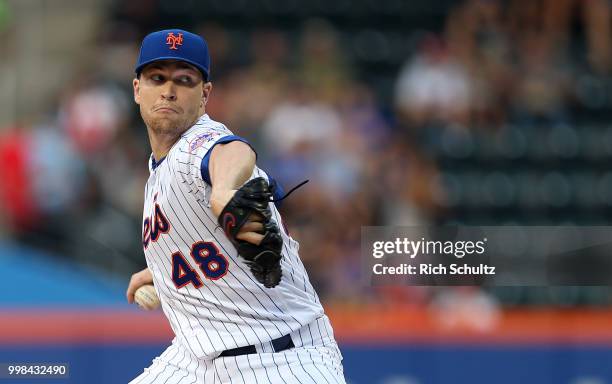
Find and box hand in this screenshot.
[215,177,283,287]
[211,189,265,246]
[126,268,153,304]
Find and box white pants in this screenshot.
[130,316,346,384]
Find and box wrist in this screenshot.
[210,189,236,217]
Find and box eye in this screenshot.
[150,74,165,82]
[177,75,194,85]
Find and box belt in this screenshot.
[218,334,295,357]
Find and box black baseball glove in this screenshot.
[218,177,283,288]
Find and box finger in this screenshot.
[241,221,264,233]
[136,268,154,284]
[126,282,136,303]
[126,270,152,303]
[248,212,264,222]
[236,231,264,245]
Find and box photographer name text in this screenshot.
[372,263,495,276]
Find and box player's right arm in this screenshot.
[208,140,265,245]
[208,140,255,213]
[126,268,153,304]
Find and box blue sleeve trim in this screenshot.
[200,135,256,185]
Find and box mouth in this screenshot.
[153,106,179,113]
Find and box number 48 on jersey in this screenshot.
[172,242,229,288]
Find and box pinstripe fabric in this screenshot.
[135,114,345,383]
[130,317,345,384]
[214,315,345,384]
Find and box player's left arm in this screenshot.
[208,141,264,245]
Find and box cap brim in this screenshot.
[135,57,209,80]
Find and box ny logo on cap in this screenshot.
[166,32,183,50]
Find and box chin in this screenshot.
[148,117,181,134]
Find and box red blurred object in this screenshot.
[63,88,121,154]
[0,129,38,230]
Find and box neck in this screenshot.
[147,114,205,160]
[147,130,181,161]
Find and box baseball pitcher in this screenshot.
[125,29,346,384]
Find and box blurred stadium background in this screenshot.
[1,0,612,382]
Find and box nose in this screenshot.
[160,81,177,101]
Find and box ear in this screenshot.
[133,78,140,104]
[201,82,213,108]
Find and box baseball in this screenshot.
[134,284,160,310]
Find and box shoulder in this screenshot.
[179,115,233,155]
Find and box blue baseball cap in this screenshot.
[135,29,210,80]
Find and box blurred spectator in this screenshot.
[510,31,571,125]
[445,0,513,127]
[583,0,612,74]
[262,79,341,156]
[297,19,351,105]
[59,82,129,155]
[395,34,473,128]
[208,28,290,143]
[29,123,86,216]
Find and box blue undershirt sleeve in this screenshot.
[200,135,256,185]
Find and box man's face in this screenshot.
[133,60,212,136]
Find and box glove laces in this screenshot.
[270,180,309,203]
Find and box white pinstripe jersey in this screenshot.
[142,114,325,360]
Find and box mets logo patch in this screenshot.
[189,132,220,152]
[166,32,183,50]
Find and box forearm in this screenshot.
[209,141,256,215]
[209,141,255,191]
